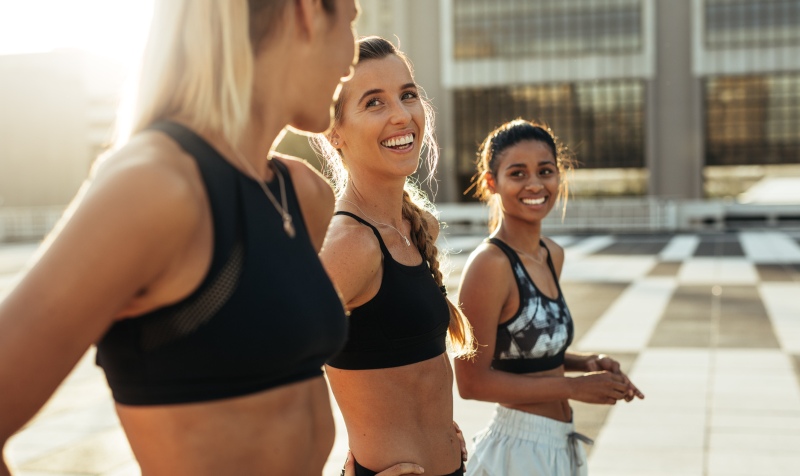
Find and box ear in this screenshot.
[294,0,325,42]
[485,172,497,194]
[328,129,342,149]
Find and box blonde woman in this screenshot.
[313,36,475,476]
[454,119,644,476]
[0,1,361,475]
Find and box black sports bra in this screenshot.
[488,237,574,374]
[325,211,450,370]
[95,121,347,405]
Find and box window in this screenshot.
[453,80,645,197]
[453,0,643,59]
[705,0,800,49]
[706,74,800,165]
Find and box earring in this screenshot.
[333,140,339,146]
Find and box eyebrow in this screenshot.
[505,160,556,170]
[357,83,418,105]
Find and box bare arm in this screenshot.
[0,148,203,466]
[319,216,382,309]
[453,245,629,406]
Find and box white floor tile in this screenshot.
[561,255,657,283]
[678,258,760,284]
[659,234,700,261]
[739,231,800,263]
[707,449,800,476]
[760,283,800,353]
[576,278,675,352]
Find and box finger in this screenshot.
[342,450,355,476]
[585,359,599,372]
[375,463,426,475]
[453,421,467,460]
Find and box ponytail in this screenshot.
[401,189,476,360]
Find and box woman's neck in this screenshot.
[494,215,544,255]
[342,177,407,227]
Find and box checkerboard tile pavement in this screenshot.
[2,230,800,476]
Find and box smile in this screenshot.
[380,133,414,149]
[521,197,546,205]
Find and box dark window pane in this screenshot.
[705,74,800,165]
[453,0,643,59]
[705,0,800,49]
[454,80,646,198]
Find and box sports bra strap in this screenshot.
[334,210,390,255]
[487,237,562,290]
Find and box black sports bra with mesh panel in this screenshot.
[488,237,574,374]
[325,211,450,370]
[95,121,347,405]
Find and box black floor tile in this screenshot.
[694,238,745,257]
[648,261,682,277]
[716,286,779,348]
[561,282,629,343]
[756,264,800,282]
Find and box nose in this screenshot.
[389,100,412,125]
[524,181,544,192]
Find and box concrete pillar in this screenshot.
[648,0,704,199]
[397,1,459,202]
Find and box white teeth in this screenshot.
[381,133,414,148]
[522,197,546,205]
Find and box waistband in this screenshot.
[486,406,593,476]
[352,456,463,476]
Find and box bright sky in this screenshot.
[0,0,154,72]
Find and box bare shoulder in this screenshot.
[272,152,333,200]
[541,236,565,276]
[324,214,382,264]
[273,153,334,250]
[321,213,383,305]
[89,131,205,224]
[463,240,513,280]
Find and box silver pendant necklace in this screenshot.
[234,151,295,238]
[338,198,411,247]
[510,245,544,265]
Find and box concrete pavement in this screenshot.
[3,229,800,475]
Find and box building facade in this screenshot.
[358,0,800,203]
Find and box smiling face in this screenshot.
[331,54,425,180]
[488,139,560,224]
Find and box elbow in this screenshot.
[455,376,482,401]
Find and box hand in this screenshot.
[342,450,425,476]
[453,420,468,469]
[584,355,645,402]
[569,371,631,405]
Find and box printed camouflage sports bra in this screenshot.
[487,237,574,374]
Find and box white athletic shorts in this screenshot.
[466,405,592,476]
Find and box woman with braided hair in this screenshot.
[312,36,475,476]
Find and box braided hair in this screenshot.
[311,36,475,359]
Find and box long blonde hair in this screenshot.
[115,0,336,148]
[311,36,476,359]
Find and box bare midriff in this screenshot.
[115,376,334,476]
[326,353,462,475]
[501,365,572,422]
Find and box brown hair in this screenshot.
[312,36,475,359]
[470,118,575,231]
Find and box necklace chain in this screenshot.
[233,151,295,238]
[338,198,411,247]
[510,245,544,265]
